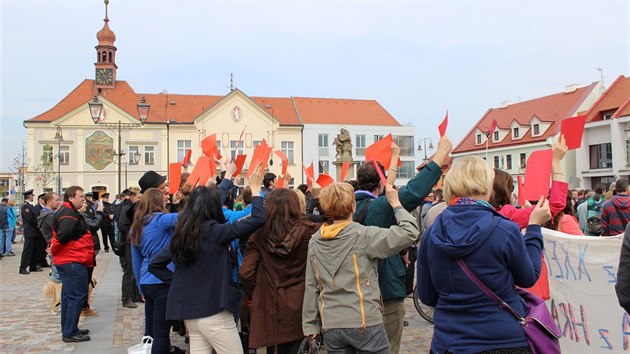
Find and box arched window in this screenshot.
[108,52,112,63]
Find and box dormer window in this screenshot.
[493,131,499,141]
[603,113,613,120]
[513,127,520,138]
[477,134,482,144]
[533,124,540,135]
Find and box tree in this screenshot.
[9,142,30,206]
[32,144,56,192]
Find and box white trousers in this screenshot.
[184,309,243,354]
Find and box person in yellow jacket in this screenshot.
[302,182,418,353]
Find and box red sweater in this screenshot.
[51,202,95,267]
[497,180,568,229]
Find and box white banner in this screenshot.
[543,228,626,353]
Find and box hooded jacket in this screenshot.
[417,204,543,354]
[239,216,323,348]
[354,161,442,301]
[602,194,630,236]
[302,208,418,335]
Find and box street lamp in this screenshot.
[53,127,64,194]
[417,137,434,164]
[89,95,150,195]
[114,150,141,190]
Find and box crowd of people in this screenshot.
[3,133,630,354]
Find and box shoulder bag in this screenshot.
[457,259,562,354]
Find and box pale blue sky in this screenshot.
[1,0,628,171]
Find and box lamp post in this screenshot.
[116,151,141,190]
[417,137,434,164]
[53,127,64,194]
[89,96,150,195]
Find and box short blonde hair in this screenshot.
[443,156,494,203]
[319,182,355,220]
[292,189,306,213]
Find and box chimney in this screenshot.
[564,84,578,93]
[500,101,512,109]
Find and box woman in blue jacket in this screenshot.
[167,164,265,354]
[417,156,551,354]
[130,188,180,354]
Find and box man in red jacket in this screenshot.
[50,186,94,343]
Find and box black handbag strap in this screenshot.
[353,198,374,224]
[457,259,526,325]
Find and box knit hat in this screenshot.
[139,171,167,193]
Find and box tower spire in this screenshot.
[104,0,109,22]
[95,0,117,89]
[229,73,235,91]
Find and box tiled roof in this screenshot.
[584,75,630,121]
[26,80,401,127]
[292,97,401,126]
[452,82,598,154]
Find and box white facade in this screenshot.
[302,124,416,185]
[576,115,630,188]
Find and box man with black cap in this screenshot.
[98,193,115,253]
[34,192,50,268]
[138,170,169,205]
[19,189,42,274]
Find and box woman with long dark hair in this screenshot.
[239,188,324,354]
[167,164,265,354]
[130,188,181,354]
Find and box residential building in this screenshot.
[577,75,630,188]
[451,82,604,189]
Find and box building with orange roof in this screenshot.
[22,2,415,195]
[451,82,604,190]
[576,75,630,188]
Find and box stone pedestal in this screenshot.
[333,159,358,181]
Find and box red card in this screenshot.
[233,154,247,176]
[488,119,498,136]
[181,149,192,166]
[274,150,289,175]
[365,134,393,169]
[560,115,587,150]
[198,157,217,186]
[316,173,335,188]
[303,162,314,188]
[438,111,448,137]
[522,149,553,201]
[168,163,182,195]
[276,177,285,189]
[201,134,222,159]
[339,161,350,181]
[248,143,264,178]
[517,175,526,206]
[185,156,210,188]
[371,160,387,186]
[261,143,273,172]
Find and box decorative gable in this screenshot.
[510,120,529,141]
[529,116,551,137]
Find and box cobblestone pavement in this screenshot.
[0,239,433,353]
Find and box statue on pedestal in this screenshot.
[333,128,353,161]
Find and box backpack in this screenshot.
[585,214,603,236]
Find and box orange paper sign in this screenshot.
[201,134,222,159]
[316,173,334,188]
[365,134,393,169]
[168,163,182,195]
[233,154,247,176]
[181,149,192,166]
[274,150,289,175]
[339,161,350,181]
[303,162,315,188]
[438,110,448,137]
[560,115,587,150]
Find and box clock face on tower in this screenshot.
[95,68,114,85]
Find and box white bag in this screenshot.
[127,336,153,354]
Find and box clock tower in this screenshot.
[94,0,117,89]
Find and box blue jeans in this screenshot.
[49,254,60,282]
[56,262,89,338]
[141,283,171,354]
[0,228,13,254]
